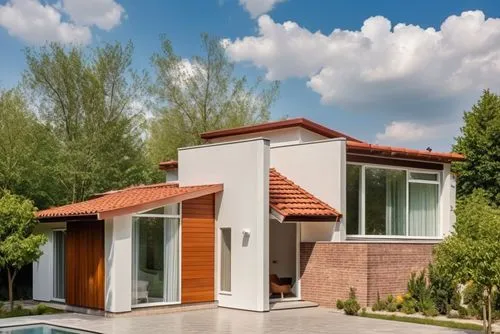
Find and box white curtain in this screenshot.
[165,218,180,302]
[409,183,439,236]
[385,171,407,235]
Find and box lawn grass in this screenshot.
[0,304,63,318]
[360,312,483,332]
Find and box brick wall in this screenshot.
[300,242,434,307]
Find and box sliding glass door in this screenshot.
[53,230,66,301]
[131,204,180,306]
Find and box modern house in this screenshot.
[34,118,464,314]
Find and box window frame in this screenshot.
[131,203,182,308]
[219,227,232,294]
[52,229,66,303]
[347,162,442,239]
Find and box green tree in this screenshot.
[453,89,500,205]
[433,190,500,333]
[0,191,47,310]
[23,41,152,203]
[148,33,280,162]
[0,89,61,209]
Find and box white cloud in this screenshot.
[375,121,457,145]
[225,11,500,118]
[60,0,124,31]
[0,0,91,44]
[239,0,286,18]
[0,0,124,45]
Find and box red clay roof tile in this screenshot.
[38,170,340,223]
[37,183,223,220]
[269,168,341,221]
[346,141,464,162]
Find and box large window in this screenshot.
[132,204,180,306]
[346,164,440,237]
[220,228,231,293]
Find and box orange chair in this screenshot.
[270,274,292,299]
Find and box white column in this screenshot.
[105,215,132,313]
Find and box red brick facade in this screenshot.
[300,242,435,307]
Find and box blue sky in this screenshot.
[1,0,500,151]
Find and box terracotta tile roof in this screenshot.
[159,160,178,171]
[37,183,223,220]
[201,118,363,142]
[269,168,341,222]
[347,141,465,163]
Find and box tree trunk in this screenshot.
[482,289,487,334]
[487,291,492,334]
[7,267,17,311]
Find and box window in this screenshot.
[131,203,180,306]
[220,228,231,292]
[53,230,65,300]
[347,164,440,237]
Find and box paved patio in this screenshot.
[0,307,479,333]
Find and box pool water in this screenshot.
[0,324,96,334]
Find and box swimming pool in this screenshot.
[0,324,98,334]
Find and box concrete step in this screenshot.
[269,300,319,311]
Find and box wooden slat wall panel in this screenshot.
[181,194,215,303]
[65,220,105,310]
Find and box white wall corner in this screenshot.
[105,216,132,313]
[332,139,347,242]
[256,140,270,311]
[441,164,454,236]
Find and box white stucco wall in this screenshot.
[440,164,455,236]
[178,138,270,312]
[270,139,347,242]
[206,127,328,147]
[32,222,66,302]
[105,215,132,313]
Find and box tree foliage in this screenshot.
[433,190,500,333]
[0,191,47,310]
[23,42,153,203]
[0,89,61,208]
[453,90,500,205]
[148,33,280,162]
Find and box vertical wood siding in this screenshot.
[181,194,215,303]
[66,220,105,310]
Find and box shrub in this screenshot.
[395,295,404,310]
[458,306,469,319]
[422,299,439,317]
[386,302,397,312]
[386,294,394,303]
[428,264,456,315]
[32,304,49,315]
[343,288,361,316]
[407,270,434,313]
[372,292,387,312]
[402,298,417,314]
[408,271,428,301]
[344,298,361,316]
[336,299,344,310]
[361,307,367,316]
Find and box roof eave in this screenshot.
[97,183,223,220]
[270,207,341,223]
[201,118,363,143]
[37,214,99,223]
